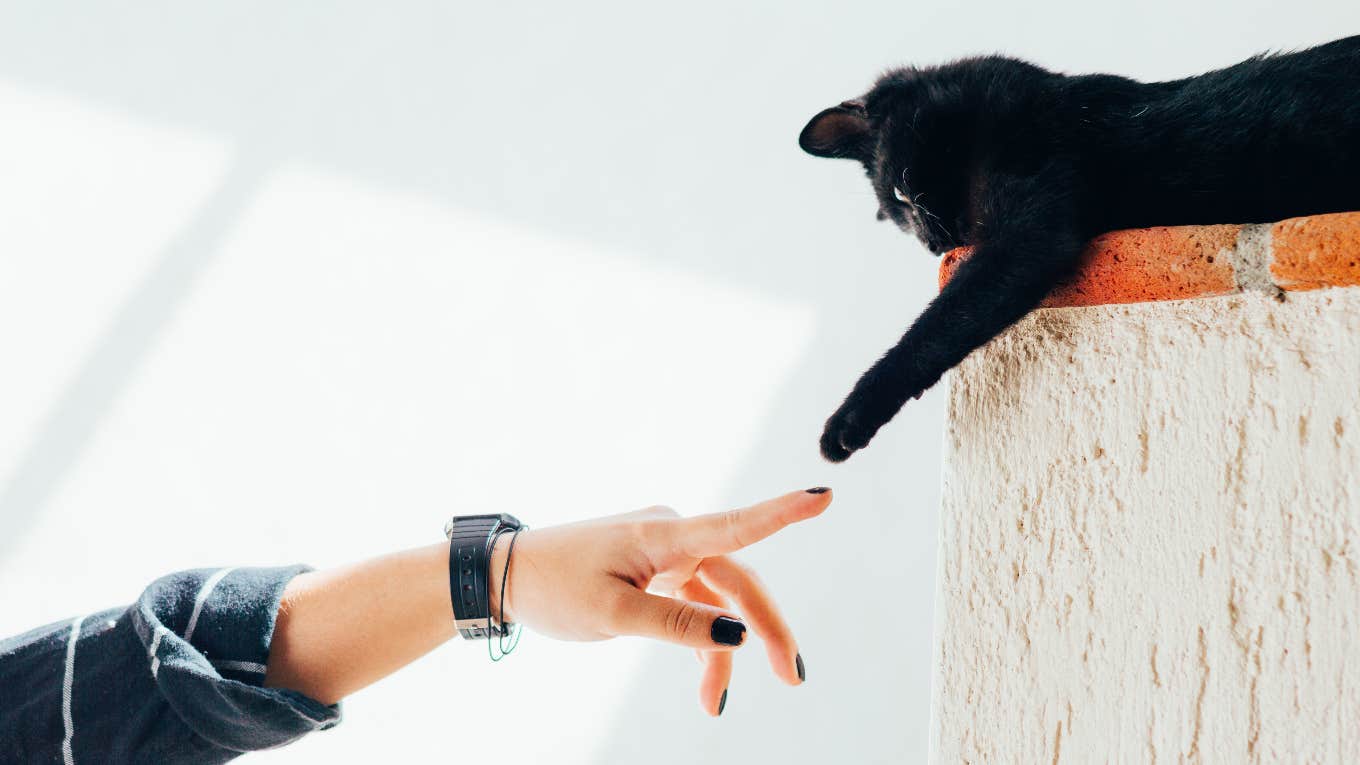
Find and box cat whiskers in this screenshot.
[917,204,949,241]
[915,197,944,226]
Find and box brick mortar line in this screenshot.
[1231,223,1280,296]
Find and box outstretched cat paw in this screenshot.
[819,404,881,463]
[819,388,924,462]
[818,420,854,463]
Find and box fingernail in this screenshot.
[711,616,746,646]
[718,688,728,716]
[796,653,806,682]
[805,486,830,494]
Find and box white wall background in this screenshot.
[0,3,1356,762]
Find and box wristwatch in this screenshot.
[444,513,523,640]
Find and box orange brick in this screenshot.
[938,247,968,291]
[939,224,1240,308]
[1046,225,1241,307]
[1270,213,1360,292]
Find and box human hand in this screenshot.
[491,488,831,715]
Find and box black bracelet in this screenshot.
[445,514,522,641]
[488,525,527,661]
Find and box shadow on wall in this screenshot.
[0,2,943,761]
[0,159,269,563]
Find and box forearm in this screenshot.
[265,540,506,705]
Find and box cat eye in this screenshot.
[893,186,913,206]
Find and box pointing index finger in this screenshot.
[676,488,831,559]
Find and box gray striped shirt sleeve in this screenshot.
[1,565,341,763]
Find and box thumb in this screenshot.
[608,586,749,651]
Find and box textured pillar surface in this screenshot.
[932,288,1360,763]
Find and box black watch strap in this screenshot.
[445,513,522,640]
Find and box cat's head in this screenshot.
[799,68,977,255]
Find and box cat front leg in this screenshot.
[820,180,1083,462]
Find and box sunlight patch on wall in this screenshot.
[0,160,814,763]
[0,78,232,475]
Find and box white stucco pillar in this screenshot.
[931,219,1360,762]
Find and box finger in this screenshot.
[679,577,726,613]
[607,583,748,651]
[673,488,832,559]
[680,579,733,716]
[699,556,803,686]
[699,650,733,717]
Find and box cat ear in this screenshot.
[799,100,872,159]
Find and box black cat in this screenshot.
[801,36,1360,462]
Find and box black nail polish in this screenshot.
[796,653,806,682]
[718,688,728,716]
[805,486,830,494]
[711,616,746,646]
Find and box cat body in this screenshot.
[801,36,1360,461]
